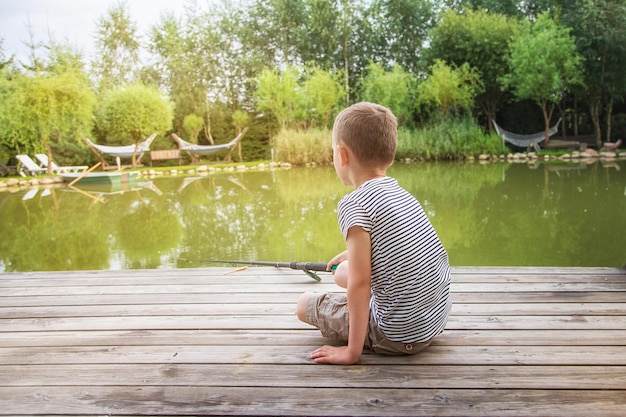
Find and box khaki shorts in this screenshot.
[304,292,432,355]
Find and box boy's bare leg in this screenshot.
[333,261,349,288]
[296,292,313,321]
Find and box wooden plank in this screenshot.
[2,291,625,306]
[2,281,625,297]
[2,314,625,332]
[1,387,624,417]
[1,345,625,366]
[2,269,624,287]
[4,364,625,390]
[2,329,625,348]
[2,302,625,318]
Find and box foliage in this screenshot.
[359,62,416,127]
[232,110,250,132]
[271,117,506,164]
[428,9,519,129]
[183,114,204,145]
[5,0,626,166]
[557,0,626,144]
[148,9,221,142]
[97,84,174,166]
[418,60,484,118]
[441,0,553,18]
[0,66,95,166]
[302,66,346,128]
[499,13,583,141]
[370,0,437,75]
[255,66,303,129]
[396,116,507,160]
[92,2,140,92]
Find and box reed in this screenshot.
[271,128,333,165]
[271,118,508,165]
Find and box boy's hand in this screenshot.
[327,250,348,271]
[310,345,360,365]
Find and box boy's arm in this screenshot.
[310,226,371,365]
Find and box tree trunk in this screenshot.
[589,98,602,148]
[204,100,214,145]
[541,100,554,144]
[45,142,53,175]
[605,97,614,143]
[131,139,138,168]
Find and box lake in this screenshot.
[1,159,624,272]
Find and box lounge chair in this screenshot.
[16,155,47,177]
[35,154,88,174]
[83,134,157,169]
[0,161,17,177]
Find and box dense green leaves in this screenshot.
[428,9,519,129]
[500,14,583,141]
[97,84,174,166]
[3,0,626,162]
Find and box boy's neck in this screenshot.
[349,168,387,189]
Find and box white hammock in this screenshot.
[171,128,248,157]
[492,118,561,152]
[84,134,157,159]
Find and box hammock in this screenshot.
[83,134,157,159]
[492,118,561,152]
[171,128,248,157]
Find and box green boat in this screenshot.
[61,171,140,185]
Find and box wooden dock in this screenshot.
[1,266,625,416]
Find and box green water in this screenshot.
[1,159,625,272]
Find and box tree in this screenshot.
[183,114,204,145]
[255,66,303,129]
[428,9,519,130]
[302,66,345,128]
[359,62,415,126]
[246,0,308,67]
[499,14,583,143]
[558,0,626,146]
[418,60,483,119]
[373,0,437,75]
[149,8,222,144]
[92,2,140,92]
[0,44,95,171]
[442,0,553,18]
[97,84,174,167]
[225,110,251,162]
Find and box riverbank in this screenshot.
[2,149,625,192]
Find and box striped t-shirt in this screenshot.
[337,176,451,343]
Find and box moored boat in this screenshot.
[61,171,140,185]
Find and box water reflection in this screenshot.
[1,159,624,272]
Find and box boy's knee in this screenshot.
[333,261,349,288]
[296,292,312,322]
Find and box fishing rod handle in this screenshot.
[290,262,330,272]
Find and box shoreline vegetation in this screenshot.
[2,148,624,192]
[2,119,624,190]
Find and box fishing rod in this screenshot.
[182,259,337,282]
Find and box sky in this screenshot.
[0,0,190,63]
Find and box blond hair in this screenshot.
[332,102,397,168]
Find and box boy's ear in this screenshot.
[337,144,349,166]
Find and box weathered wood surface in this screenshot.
[1,266,624,416]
